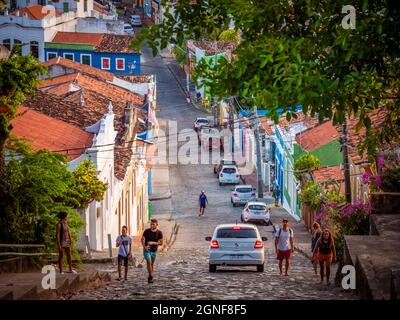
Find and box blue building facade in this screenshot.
[44,33,141,75]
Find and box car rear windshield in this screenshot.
[236,188,253,193]
[216,228,257,238]
[222,160,236,165]
[197,119,208,123]
[222,168,236,174]
[249,205,266,210]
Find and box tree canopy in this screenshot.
[134,0,400,159]
[0,52,107,251]
[0,152,107,250]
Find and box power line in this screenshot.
[47,112,325,154]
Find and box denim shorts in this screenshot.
[143,250,157,262]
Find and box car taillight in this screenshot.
[245,209,249,213]
[251,192,256,196]
[220,173,223,177]
[254,240,263,249]
[236,174,239,177]
[232,226,241,230]
[233,193,238,197]
[210,240,219,248]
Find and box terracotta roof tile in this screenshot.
[40,73,79,88]
[295,121,340,151]
[51,32,104,47]
[11,106,93,161]
[278,112,320,128]
[117,74,152,83]
[37,70,148,181]
[15,5,62,20]
[93,2,108,14]
[50,32,138,54]
[314,166,344,183]
[43,57,114,81]
[260,118,274,135]
[96,34,137,53]
[24,90,135,181]
[336,107,389,164]
[189,40,237,56]
[23,91,102,129]
[39,73,145,110]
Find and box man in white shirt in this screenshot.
[116,226,132,281]
[275,218,294,276]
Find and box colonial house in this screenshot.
[17,68,155,252]
[335,108,398,204]
[44,32,140,75]
[42,56,157,195]
[0,0,123,61]
[186,40,237,107]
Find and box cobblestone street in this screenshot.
[70,162,357,300]
[69,48,357,301]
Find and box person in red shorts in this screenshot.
[275,218,294,276]
[314,229,336,285]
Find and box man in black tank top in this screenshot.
[142,219,163,283]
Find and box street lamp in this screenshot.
[128,60,136,74]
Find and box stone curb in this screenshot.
[149,191,172,201]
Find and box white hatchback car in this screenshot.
[219,165,240,186]
[231,185,256,206]
[130,14,142,26]
[205,224,267,272]
[123,23,134,35]
[193,117,209,131]
[241,202,272,225]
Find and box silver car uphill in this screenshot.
[205,224,267,272]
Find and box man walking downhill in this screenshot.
[142,219,163,284]
[273,185,281,207]
[116,226,132,281]
[275,218,294,276]
[199,190,208,217]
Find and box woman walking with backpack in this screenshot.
[313,229,336,285]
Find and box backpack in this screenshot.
[278,228,293,238]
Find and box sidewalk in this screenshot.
[149,119,172,201]
[240,171,269,195]
[0,266,110,300]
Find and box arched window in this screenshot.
[13,39,22,55]
[2,39,11,51]
[30,41,39,59]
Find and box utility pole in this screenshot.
[252,112,264,199]
[342,118,352,203]
[228,98,234,161]
[186,47,190,103]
